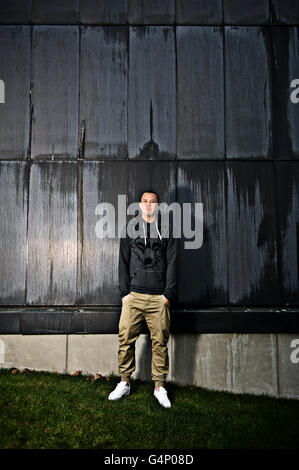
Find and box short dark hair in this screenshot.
[139,190,159,203]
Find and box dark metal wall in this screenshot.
[0,1,299,333]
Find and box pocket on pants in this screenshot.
[123,292,131,304]
[160,294,170,306]
[160,298,170,335]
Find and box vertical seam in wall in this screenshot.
[269,19,281,398]
[174,1,177,165]
[76,25,82,306]
[24,164,30,310]
[269,0,272,24]
[25,24,33,309]
[223,24,230,308]
[222,24,227,160]
[174,19,178,212]
[78,0,81,25]
[274,332,279,398]
[65,334,69,374]
[172,1,177,383]
[77,24,81,162]
[27,25,33,161]
[127,24,129,161]
[127,22,130,216]
[273,161,281,397]
[174,19,178,321]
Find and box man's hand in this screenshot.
[122,293,131,304]
[162,294,170,306]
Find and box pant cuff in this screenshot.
[154,380,166,388]
[120,375,130,382]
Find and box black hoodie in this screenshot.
[118,212,178,301]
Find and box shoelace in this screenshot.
[156,388,167,395]
[116,382,128,390]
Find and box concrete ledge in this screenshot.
[0,334,67,373]
[0,307,299,334]
[0,333,298,400]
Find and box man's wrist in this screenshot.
[120,290,130,298]
[163,291,171,301]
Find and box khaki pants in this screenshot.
[118,291,171,388]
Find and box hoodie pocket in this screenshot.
[130,266,165,290]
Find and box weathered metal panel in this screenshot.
[27,162,77,305]
[271,0,299,25]
[79,27,128,159]
[176,0,222,24]
[176,26,224,159]
[275,162,299,305]
[79,161,127,305]
[0,162,28,305]
[271,27,299,160]
[0,312,21,334]
[0,0,31,23]
[227,162,279,305]
[31,26,79,159]
[71,310,121,334]
[225,27,272,159]
[127,160,176,206]
[31,0,79,24]
[128,0,175,24]
[1,308,299,335]
[80,0,128,24]
[223,0,269,24]
[128,26,176,160]
[177,162,227,306]
[0,26,30,159]
[21,310,72,334]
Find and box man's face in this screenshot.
[139,192,159,218]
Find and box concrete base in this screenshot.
[0,333,298,399]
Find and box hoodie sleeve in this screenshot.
[118,228,131,299]
[163,225,178,302]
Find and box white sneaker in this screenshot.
[108,381,130,401]
[154,386,171,408]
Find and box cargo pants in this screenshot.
[118,291,171,388]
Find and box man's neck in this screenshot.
[141,214,157,224]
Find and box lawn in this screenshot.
[0,368,298,449]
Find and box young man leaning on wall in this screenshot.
[108,190,178,408]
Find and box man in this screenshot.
[108,190,178,408]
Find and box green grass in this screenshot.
[0,368,298,449]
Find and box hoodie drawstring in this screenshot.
[155,220,162,241]
[142,222,147,247]
[142,220,162,247]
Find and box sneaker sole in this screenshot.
[154,396,171,408]
[108,390,130,400]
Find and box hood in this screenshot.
[127,211,172,245]
[140,213,162,247]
